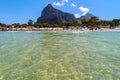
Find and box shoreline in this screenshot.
[0,27,120,32]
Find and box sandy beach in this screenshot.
[0,26,120,31]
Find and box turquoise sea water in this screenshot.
[0,31,120,80]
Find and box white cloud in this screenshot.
[53,0,69,6]
[71,3,76,7]
[53,2,64,6]
[74,13,81,18]
[63,0,69,3]
[79,6,89,16]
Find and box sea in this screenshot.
[0,31,120,80]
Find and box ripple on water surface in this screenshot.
[0,31,120,80]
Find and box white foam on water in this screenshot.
[6,31,20,33]
[71,30,90,34]
[25,31,40,33]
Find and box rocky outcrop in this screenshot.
[79,13,94,20]
[37,4,96,24]
[37,4,76,24]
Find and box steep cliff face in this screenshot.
[37,4,76,24]
[37,4,96,24]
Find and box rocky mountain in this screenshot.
[37,4,95,24]
[37,4,76,24]
[79,13,94,20]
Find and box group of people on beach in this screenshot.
[0,25,119,31]
[63,25,102,31]
[88,25,102,30]
[0,26,104,31]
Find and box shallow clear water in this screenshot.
[0,31,120,80]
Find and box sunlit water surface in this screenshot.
[0,31,120,80]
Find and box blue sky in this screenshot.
[0,0,120,24]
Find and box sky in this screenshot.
[0,0,120,24]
